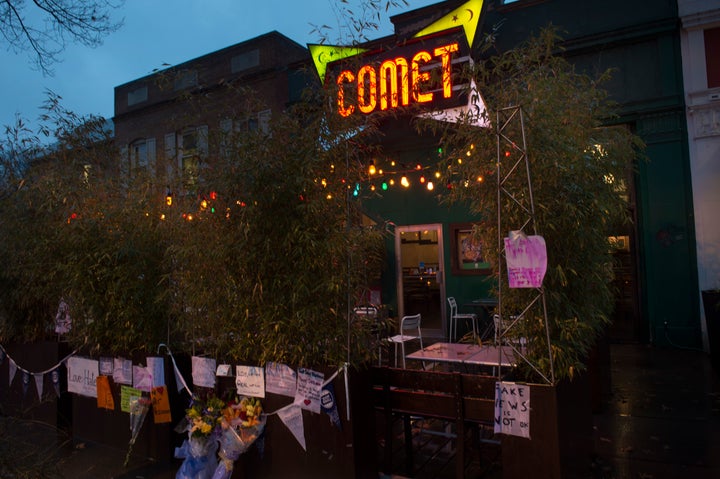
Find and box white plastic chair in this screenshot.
[385,314,423,368]
[447,297,478,342]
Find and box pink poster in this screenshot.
[504,232,547,288]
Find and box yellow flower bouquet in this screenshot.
[212,396,266,479]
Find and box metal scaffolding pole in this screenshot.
[495,106,555,385]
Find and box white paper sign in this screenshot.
[191,356,216,388]
[99,357,114,376]
[235,366,265,398]
[216,364,232,377]
[494,381,531,438]
[294,368,324,414]
[113,357,133,385]
[278,404,306,451]
[265,362,297,397]
[67,357,99,398]
[504,232,547,288]
[133,365,152,392]
[147,356,165,388]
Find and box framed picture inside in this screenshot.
[450,223,491,275]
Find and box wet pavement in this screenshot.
[5,342,720,478]
[590,343,720,478]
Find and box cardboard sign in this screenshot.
[494,381,530,438]
[96,375,115,410]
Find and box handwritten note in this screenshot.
[121,385,142,413]
[235,365,265,398]
[191,356,216,388]
[147,356,165,388]
[494,381,530,438]
[294,368,324,413]
[265,362,296,397]
[67,357,99,398]
[133,365,152,392]
[504,232,547,288]
[113,357,133,385]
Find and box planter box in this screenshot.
[501,374,593,479]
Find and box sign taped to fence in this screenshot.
[494,381,530,438]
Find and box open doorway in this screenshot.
[395,224,445,338]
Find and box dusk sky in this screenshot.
[0,0,438,133]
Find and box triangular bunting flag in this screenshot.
[308,44,369,83]
[22,371,30,398]
[277,404,306,451]
[8,359,17,387]
[51,369,61,397]
[413,0,485,47]
[34,373,44,401]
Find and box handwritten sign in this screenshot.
[113,357,133,385]
[99,357,114,376]
[150,386,172,423]
[96,375,115,410]
[191,356,216,388]
[494,381,530,438]
[121,385,142,413]
[67,357,98,398]
[504,232,547,288]
[147,356,165,387]
[265,362,296,397]
[294,368,324,413]
[235,365,265,398]
[133,365,152,392]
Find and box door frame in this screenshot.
[395,223,446,338]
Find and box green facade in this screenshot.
[360,0,697,345]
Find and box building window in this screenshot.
[127,86,148,106]
[705,27,720,89]
[231,49,260,73]
[181,129,199,189]
[129,138,156,175]
[174,69,198,91]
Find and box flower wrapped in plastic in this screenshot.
[211,397,266,479]
[175,395,225,479]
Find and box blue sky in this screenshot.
[0,0,438,133]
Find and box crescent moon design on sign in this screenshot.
[466,8,474,21]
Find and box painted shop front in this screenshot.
[315,0,699,348]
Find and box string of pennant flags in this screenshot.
[0,342,350,451]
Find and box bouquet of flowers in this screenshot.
[211,396,266,479]
[175,395,225,479]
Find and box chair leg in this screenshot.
[401,341,406,369]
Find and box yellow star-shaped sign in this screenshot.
[413,0,484,47]
[308,44,369,83]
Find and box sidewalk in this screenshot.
[591,343,720,478]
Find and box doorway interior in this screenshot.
[395,224,445,338]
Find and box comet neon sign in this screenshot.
[335,43,459,117]
[308,0,485,117]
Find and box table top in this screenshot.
[468,298,498,307]
[406,342,515,367]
